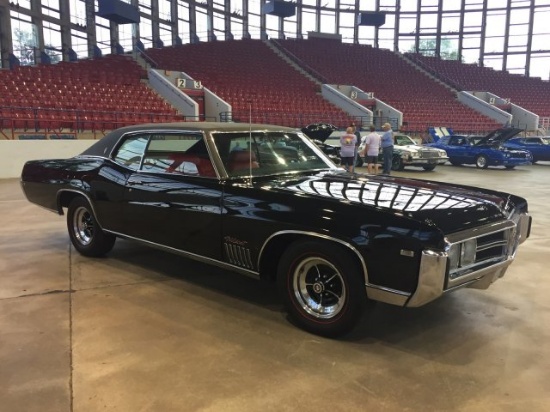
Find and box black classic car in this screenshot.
[21,122,532,337]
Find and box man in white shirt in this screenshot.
[360,125,381,174]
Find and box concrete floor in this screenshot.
[1,163,549,412]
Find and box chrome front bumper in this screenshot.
[365,213,531,308]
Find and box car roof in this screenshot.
[81,122,298,157]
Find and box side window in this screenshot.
[113,135,148,171]
[141,133,216,177]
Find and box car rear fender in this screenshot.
[56,189,107,231]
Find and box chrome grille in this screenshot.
[420,151,440,159]
[224,243,255,269]
[475,230,510,263]
[445,221,517,288]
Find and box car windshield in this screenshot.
[212,131,335,177]
[395,135,416,146]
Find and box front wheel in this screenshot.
[475,155,489,169]
[277,240,368,337]
[67,197,116,257]
[422,165,436,171]
[392,156,404,171]
[505,165,515,169]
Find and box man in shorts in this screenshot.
[361,125,381,174]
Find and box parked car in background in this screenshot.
[306,126,448,172]
[427,128,533,169]
[21,122,532,337]
[502,136,550,163]
[382,134,449,171]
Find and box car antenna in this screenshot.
[248,98,253,180]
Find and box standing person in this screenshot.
[350,123,361,142]
[360,125,381,174]
[339,126,357,172]
[350,123,361,172]
[380,122,394,175]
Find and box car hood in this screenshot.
[301,123,338,142]
[475,128,523,146]
[256,171,519,234]
[396,144,445,154]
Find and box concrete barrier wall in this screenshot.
[0,140,96,179]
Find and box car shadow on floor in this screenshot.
[88,238,507,359]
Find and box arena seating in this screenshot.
[0,54,183,135]
[405,53,550,118]
[143,39,356,128]
[276,38,502,134]
[2,39,542,138]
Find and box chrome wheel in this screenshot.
[67,197,115,257]
[292,256,346,319]
[72,206,94,245]
[476,155,488,169]
[277,240,369,337]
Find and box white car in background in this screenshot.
[368,134,449,171]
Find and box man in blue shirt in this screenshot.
[380,122,394,175]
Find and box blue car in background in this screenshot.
[502,136,550,163]
[428,128,532,169]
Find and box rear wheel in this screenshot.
[277,240,368,337]
[450,160,462,166]
[505,165,515,169]
[422,165,436,171]
[67,197,116,257]
[475,155,489,169]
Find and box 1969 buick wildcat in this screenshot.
[21,122,532,337]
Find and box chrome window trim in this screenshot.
[90,126,338,180]
[111,129,223,178]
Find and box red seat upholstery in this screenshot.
[166,154,216,177]
[227,150,259,172]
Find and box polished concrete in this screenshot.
[1,163,549,412]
